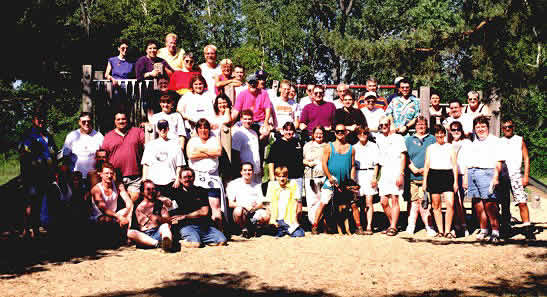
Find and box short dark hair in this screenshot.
[501,117,513,124]
[213,93,232,114]
[398,78,411,87]
[433,124,446,135]
[119,38,129,46]
[79,112,92,119]
[190,74,207,92]
[181,166,195,177]
[473,115,490,129]
[145,39,158,49]
[241,109,254,118]
[240,162,254,171]
[448,99,462,107]
[195,118,211,132]
[282,122,296,131]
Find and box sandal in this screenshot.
[445,232,456,239]
[364,229,373,235]
[386,227,398,236]
[434,233,444,238]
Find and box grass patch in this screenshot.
[0,152,20,186]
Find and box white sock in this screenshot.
[522,222,531,227]
[480,228,489,235]
[491,230,500,237]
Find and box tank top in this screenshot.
[499,135,522,172]
[323,142,352,189]
[91,181,119,219]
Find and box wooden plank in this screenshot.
[82,65,93,112]
[419,86,431,124]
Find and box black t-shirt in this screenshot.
[170,185,211,226]
[333,108,367,144]
[266,137,304,178]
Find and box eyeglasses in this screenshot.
[450,129,461,132]
[358,131,369,135]
[314,92,324,95]
[502,125,514,129]
[80,120,91,124]
[400,86,410,89]
[184,60,194,63]
[335,130,346,135]
[468,98,478,101]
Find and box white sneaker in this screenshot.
[405,225,415,235]
[476,231,488,241]
[464,229,470,237]
[426,227,437,237]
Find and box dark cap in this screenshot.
[157,120,169,130]
[255,69,268,80]
[247,74,258,86]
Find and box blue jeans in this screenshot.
[468,168,497,200]
[274,220,305,238]
[178,224,227,245]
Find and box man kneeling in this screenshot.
[127,180,173,251]
[227,162,270,238]
[170,167,227,248]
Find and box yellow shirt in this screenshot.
[157,47,185,71]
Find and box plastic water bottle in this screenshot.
[532,195,541,209]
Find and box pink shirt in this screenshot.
[101,127,145,177]
[234,89,272,122]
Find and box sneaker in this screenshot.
[489,235,501,244]
[464,229,470,237]
[311,226,319,235]
[426,227,437,237]
[241,228,252,239]
[161,237,172,252]
[405,225,415,235]
[524,225,536,240]
[476,231,488,241]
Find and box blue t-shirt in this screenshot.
[108,56,134,80]
[405,134,436,181]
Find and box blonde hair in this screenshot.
[219,59,233,66]
[274,166,289,177]
[204,44,217,53]
[165,33,177,41]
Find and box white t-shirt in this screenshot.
[150,111,187,139]
[361,108,385,131]
[277,187,291,220]
[354,141,380,170]
[499,135,523,172]
[199,63,221,97]
[141,137,185,185]
[451,139,472,175]
[463,103,490,119]
[232,127,261,174]
[272,97,299,129]
[62,129,104,177]
[226,177,264,210]
[428,142,453,170]
[187,136,220,174]
[178,92,215,124]
[375,133,407,169]
[466,134,503,169]
[443,114,473,134]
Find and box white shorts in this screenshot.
[305,177,324,223]
[320,187,335,204]
[378,167,403,196]
[357,170,378,196]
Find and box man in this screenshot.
[101,110,145,202]
[127,180,173,251]
[385,76,404,106]
[272,80,299,131]
[141,120,185,199]
[442,100,473,135]
[199,44,221,96]
[376,117,407,236]
[333,83,349,109]
[89,163,133,229]
[170,167,227,248]
[62,112,104,179]
[311,124,356,234]
[87,149,108,189]
[404,116,436,236]
[299,85,337,134]
[463,90,490,118]
[333,90,367,144]
[19,110,57,238]
[232,110,265,183]
[297,84,316,114]
[360,91,385,133]
[232,74,272,128]
[150,90,187,147]
[227,162,270,238]
[255,69,276,100]
[498,118,534,239]
[233,65,246,98]
[157,33,185,71]
[385,78,420,134]
[357,78,389,110]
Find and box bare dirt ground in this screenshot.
[1,187,546,297]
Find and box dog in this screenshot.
[333,179,361,235]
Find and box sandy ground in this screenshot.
[1,187,546,297]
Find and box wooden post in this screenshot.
[82,65,93,112]
[419,86,431,125]
[486,89,502,136]
[144,123,155,144]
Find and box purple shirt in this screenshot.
[300,101,336,132]
[108,56,134,79]
[101,127,145,177]
[234,89,272,122]
[135,56,173,81]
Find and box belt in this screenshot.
[357,168,374,170]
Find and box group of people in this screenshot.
[16,35,535,252]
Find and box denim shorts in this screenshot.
[178,224,227,245]
[468,168,497,200]
[143,227,162,241]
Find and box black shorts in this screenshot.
[427,169,454,194]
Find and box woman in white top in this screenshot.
[186,118,226,229]
[423,125,458,238]
[177,74,215,133]
[448,121,471,237]
[353,125,379,235]
[302,127,327,225]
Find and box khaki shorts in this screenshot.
[410,180,425,202]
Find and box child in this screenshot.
[266,166,305,237]
[150,90,188,148]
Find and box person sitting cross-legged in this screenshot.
[227,162,270,238]
[127,180,173,251]
[170,167,227,248]
[266,166,305,238]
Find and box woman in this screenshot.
[168,52,201,95]
[214,59,241,96]
[135,40,174,81]
[105,38,134,86]
[289,86,297,102]
[423,125,459,238]
[177,74,215,133]
[428,92,448,129]
[186,119,226,230]
[448,121,471,237]
[303,127,327,225]
[211,93,233,135]
[353,126,380,234]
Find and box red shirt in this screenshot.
[101,127,145,177]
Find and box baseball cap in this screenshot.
[247,74,258,86]
[157,120,169,130]
[364,91,378,99]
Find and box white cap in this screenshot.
[363,91,378,99]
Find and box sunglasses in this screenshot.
[450,129,462,132]
[335,130,346,134]
[502,125,514,129]
[184,60,194,63]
